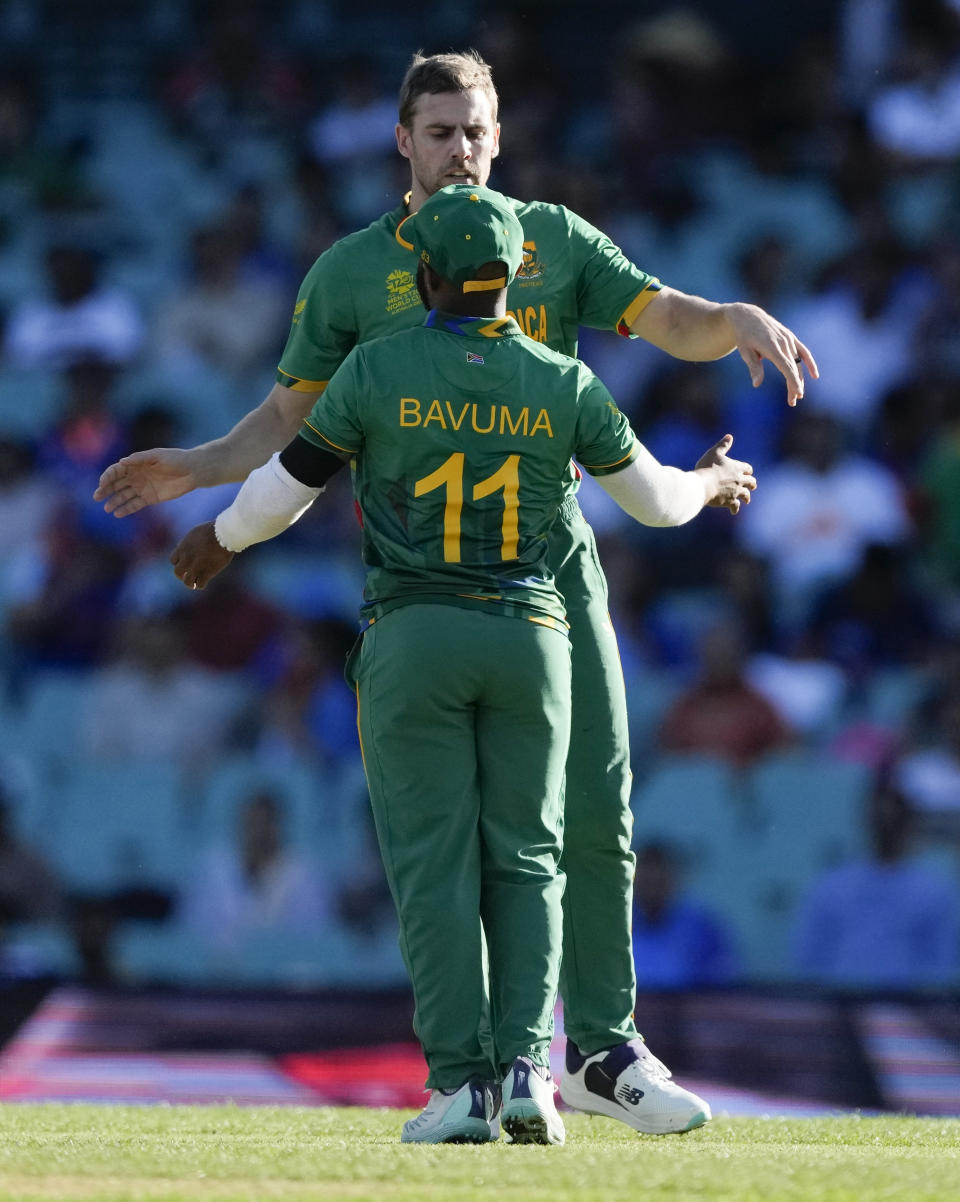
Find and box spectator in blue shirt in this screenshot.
[632,841,741,990]
[791,783,960,989]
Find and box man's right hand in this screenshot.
[695,434,757,515]
[94,449,198,516]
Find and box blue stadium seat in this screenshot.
[748,749,871,877]
[18,669,94,774]
[0,366,64,436]
[192,752,330,855]
[630,752,741,859]
[110,922,227,986]
[45,758,186,892]
[624,667,684,759]
[735,750,873,978]
[630,753,755,922]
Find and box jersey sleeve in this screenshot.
[276,244,358,392]
[567,208,663,337]
[573,366,641,477]
[298,347,365,457]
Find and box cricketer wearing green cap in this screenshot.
[168,182,756,1145]
[98,48,807,1143]
[402,183,525,292]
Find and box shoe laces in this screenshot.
[631,1042,672,1081]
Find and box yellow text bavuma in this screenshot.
[399,398,554,438]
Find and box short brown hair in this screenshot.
[397,50,499,128]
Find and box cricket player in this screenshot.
[169,185,756,1144]
[96,51,810,1137]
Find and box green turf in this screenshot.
[0,1104,957,1202]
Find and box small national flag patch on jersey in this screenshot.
[466,351,485,365]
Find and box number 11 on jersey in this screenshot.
[415,453,521,562]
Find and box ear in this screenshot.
[396,122,411,160]
[491,121,501,160]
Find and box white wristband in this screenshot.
[214,452,322,552]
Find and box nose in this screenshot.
[451,131,472,160]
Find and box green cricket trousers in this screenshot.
[550,496,639,1054]
[351,601,571,1089]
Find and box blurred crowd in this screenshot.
[1,0,960,991]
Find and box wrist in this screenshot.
[693,465,716,506]
[188,444,219,489]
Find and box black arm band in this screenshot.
[279,434,349,489]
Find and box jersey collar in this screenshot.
[425,310,522,338]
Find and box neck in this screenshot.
[408,180,430,212]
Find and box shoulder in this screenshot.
[507,196,602,240]
[343,322,426,365]
[510,331,584,378]
[302,207,405,279]
[505,196,574,235]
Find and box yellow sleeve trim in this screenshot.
[278,369,328,393]
[618,282,662,333]
[302,417,358,456]
[579,441,639,472]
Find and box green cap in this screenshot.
[400,184,524,292]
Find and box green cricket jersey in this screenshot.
[277,197,662,393]
[297,310,639,624]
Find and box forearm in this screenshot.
[594,445,707,527]
[191,383,321,487]
[629,286,742,362]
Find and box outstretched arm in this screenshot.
[595,434,755,525]
[94,383,321,516]
[170,439,346,590]
[629,286,818,407]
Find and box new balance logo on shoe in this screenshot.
[616,1085,646,1107]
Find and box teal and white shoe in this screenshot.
[501,1057,566,1145]
[401,1078,499,1144]
[560,1038,711,1135]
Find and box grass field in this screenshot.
[0,1104,957,1202]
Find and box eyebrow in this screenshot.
[424,122,487,133]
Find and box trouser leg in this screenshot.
[474,616,570,1076]
[354,607,492,1089]
[551,507,639,1053]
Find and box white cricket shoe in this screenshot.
[559,1038,711,1135]
[401,1078,500,1144]
[501,1056,566,1145]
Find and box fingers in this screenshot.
[780,332,818,406]
[169,547,195,590]
[170,556,204,590]
[93,462,123,498]
[795,337,819,380]
[105,491,147,517]
[731,476,756,513]
[94,467,144,516]
[737,345,765,388]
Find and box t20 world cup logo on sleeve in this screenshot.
[386,268,420,314]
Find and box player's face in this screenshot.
[396,88,500,210]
